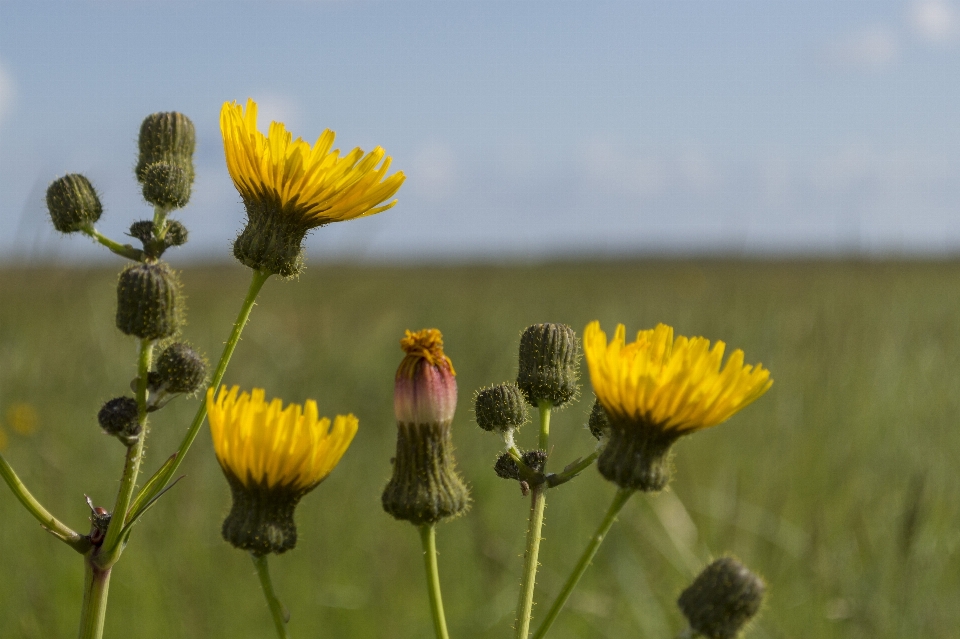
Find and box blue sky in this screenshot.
[1,1,959,262]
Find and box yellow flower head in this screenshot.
[584,322,772,434]
[584,321,772,491]
[221,98,406,276]
[207,386,358,493]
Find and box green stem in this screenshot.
[418,524,451,639]
[514,403,552,639]
[531,487,635,639]
[545,450,600,488]
[99,338,154,564]
[0,452,89,552]
[253,554,292,639]
[152,204,170,239]
[77,560,112,639]
[82,227,145,262]
[154,268,270,490]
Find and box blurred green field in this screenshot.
[1,260,958,638]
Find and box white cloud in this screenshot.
[0,60,16,127]
[826,25,900,69]
[910,0,960,44]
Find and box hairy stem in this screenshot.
[253,554,292,639]
[419,524,451,639]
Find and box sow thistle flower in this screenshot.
[208,386,358,556]
[584,322,772,492]
[220,98,406,277]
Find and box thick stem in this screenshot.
[154,268,270,490]
[0,452,89,552]
[77,558,112,639]
[531,487,635,639]
[253,554,292,639]
[99,339,153,564]
[418,524,451,639]
[514,404,552,639]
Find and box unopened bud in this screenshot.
[494,452,520,480]
[116,262,183,340]
[678,557,766,639]
[128,220,155,245]
[97,397,141,445]
[156,343,207,394]
[141,161,191,209]
[516,323,580,408]
[522,449,548,473]
[164,220,188,247]
[588,399,610,440]
[136,112,196,183]
[46,174,103,233]
[475,383,527,434]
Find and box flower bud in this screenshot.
[46,174,103,233]
[141,161,192,209]
[494,452,520,480]
[128,220,155,245]
[382,329,469,525]
[588,398,610,440]
[156,343,207,394]
[521,449,548,473]
[516,323,580,408]
[97,397,141,445]
[163,220,188,247]
[475,383,527,434]
[116,262,183,340]
[136,112,196,183]
[678,557,766,639]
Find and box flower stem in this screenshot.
[99,338,153,564]
[82,227,145,262]
[514,403,552,639]
[154,268,271,490]
[418,524,451,639]
[253,554,292,639]
[0,452,89,552]
[77,560,111,639]
[530,487,635,639]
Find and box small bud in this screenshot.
[136,112,196,183]
[382,329,469,526]
[116,262,183,340]
[475,383,528,434]
[164,220,188,247]
[588,399,610,440]
[97,397,141,445]
[141,161,192,209]
[494,452,520,480]
[46,174,103,233]
[128,220,155,245]
[678,557,766,639]
[522,449,548,473]
[155,343,207,394]
[516,323,580,408]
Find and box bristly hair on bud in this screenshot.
[46,174,103,233]
[382,328,469,526]
[475,383,528,436]
[588,398,610,441]
[136,112,196,185]
[155,343,207,394]
[97,397,141,446]
[678,557,766,639]
[516,323,581,409]
[141,161,192,209]
[115,261,183,340]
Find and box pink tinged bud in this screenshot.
[394,329,458,425]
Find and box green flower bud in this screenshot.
[164,220,188,247]
[116,262,183,340]
[128,220,155,245]
[516,323,580,408]
[136,112,196,183]
[97,397,141,445]
[678,557,766,639]
[588,398,610,440]
[156,343,207,394]
[45,174,103,233]
[522,449,548,473]
[141,161,191,209]
[475,383,528,434]
[494,452,520,480]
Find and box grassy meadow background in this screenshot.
[1,260,958,638]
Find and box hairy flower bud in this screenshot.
[46,174,103,233]
[382,329,469,525]
[156,343,207,394]
[116,262,183,340]
[163,220,188,247]
[516,323,580,408]
[97,397,141,445]
[475,383,528,434]
[678,557,766,639]
[141,161,192,209]
[588,398,610,440]
[136,112,196,183]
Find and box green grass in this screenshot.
[1,260,958,638]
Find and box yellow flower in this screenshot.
[221,99,406,276]
[584,321,772,491]
[208,386,357,492]
[207,386,358,555]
